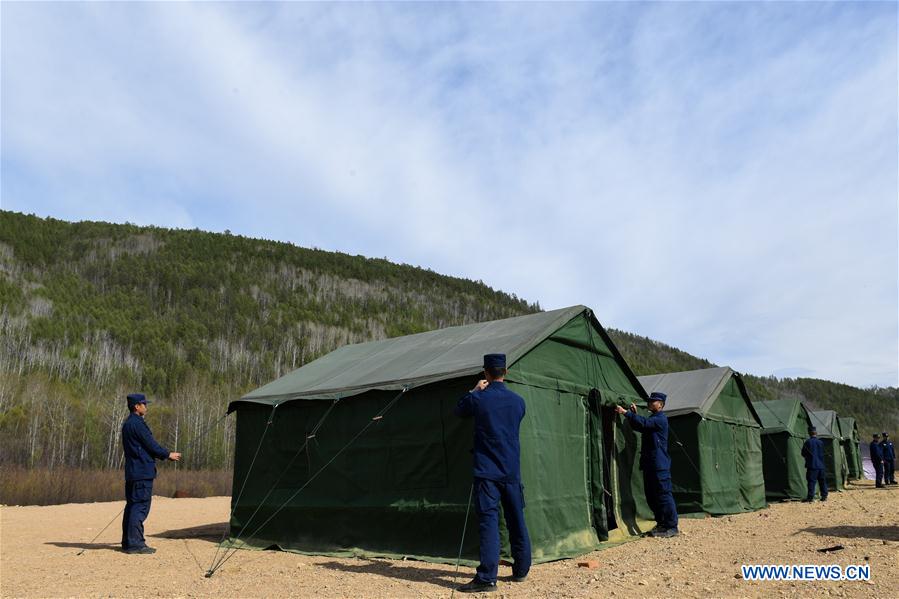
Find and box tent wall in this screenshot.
[667,414,703,513]
[695,419,765,513]
[822,437,846,491]
[841,438,861,480]
[665,378,765,515]
[230,383,479,561]
[665,416,766,515]
[838,418,862,480]
[808,411,846,492]
[753,400,812,502]
[229,312,649,564]
[733,423,766,509]
[509,312,650,556]
[759,432,808,501]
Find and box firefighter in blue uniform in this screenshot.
[121,393,181,554]
[615,391,679,537]
[870,433,884,488]
[454,354,531,594]
[801,426,828,502]
[880,432,896,485]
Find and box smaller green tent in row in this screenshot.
[809,410,848,491]
[637,367,766,515]
[838,417,863,480]
[753,399,813,501]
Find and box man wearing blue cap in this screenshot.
[870,433,884,488]
[801,427,827,502]
[121,393,181,554]
[615,391,678,537]
[880,432,895,485]
[454,353,531,594]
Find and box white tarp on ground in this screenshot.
[859,441,876,480]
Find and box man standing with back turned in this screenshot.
[801,426,828,502]
[454,353,531,593]
[881,432,896,485]
[615,391,679,537]
[121,393,181,554]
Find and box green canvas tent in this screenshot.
[637,367,766,515]
[225,306,655,564]
[837,417,863,480]
[808,410,847,491]
[752,399,813,501]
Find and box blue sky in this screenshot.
[2,2,897,388]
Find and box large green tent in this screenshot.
[752,399,813,501]
[837,417,863,480]
[225,306,655,564]
[808,410,847,491]
[637,367,766,515]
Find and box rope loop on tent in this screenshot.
[207,386,410,577]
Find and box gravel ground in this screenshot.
[2,479,897,598]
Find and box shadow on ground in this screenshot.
[45,542,121,552]
[316,558,477,590]
[799,525,899,542]
[151,522,229,541]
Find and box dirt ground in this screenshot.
[2,479,897,598]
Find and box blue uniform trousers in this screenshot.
[885,459,896,484]
[122,479,153,550]
[474,478,531,584]
[805,468,828,500]
[643,470,678,530]
[873,461,884,486]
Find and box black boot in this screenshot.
[458,577,497,593]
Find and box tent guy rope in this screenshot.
[206,386,410,577]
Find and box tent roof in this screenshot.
[637,366,760,422]
[231,305,641,410]
[809,410,840,439]
[838,416,859,441]
[752,399,812,435]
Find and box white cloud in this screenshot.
[1,2,896,387]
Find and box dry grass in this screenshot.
[0,466,232,506]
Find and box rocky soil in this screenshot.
[2,479,897,598]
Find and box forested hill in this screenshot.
[0,211,895,471]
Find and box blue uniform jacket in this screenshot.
[801,437,826,470]
[455,381,525,482]
[881,440,895,460]
[122,413,170,481]
[624,410,671,472]
[870,441,884,463]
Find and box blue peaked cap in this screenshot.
[649,392,667,403]
[483,353,506,369]
[127,393,149,407]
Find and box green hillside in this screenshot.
[0,210,895,471]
